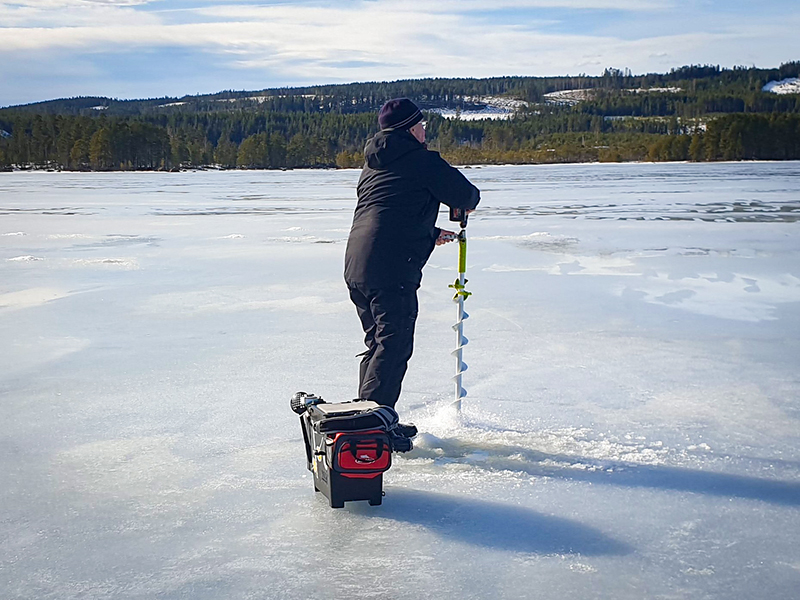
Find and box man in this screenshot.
[344,98,480,414]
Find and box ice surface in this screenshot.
[2,163,799,599]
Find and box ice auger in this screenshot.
[448,207,471,412]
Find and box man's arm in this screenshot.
[422,152,481,211]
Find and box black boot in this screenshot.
[395,423,418,438]
[390,432,413,453]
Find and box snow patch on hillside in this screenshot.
[430,107,514,120]
[545,87,682,106]
[217,94,319,104]
[763,78,800,94]
[630,87,682,94]
[429,95,526,120]
[544,89,595,105]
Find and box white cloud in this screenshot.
[7,0,155,6]
[0,10,755,76]
[390,0,668,10]
[0,0,798,104]
[0,0,161,26]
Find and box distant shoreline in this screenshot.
[3,158,799,175]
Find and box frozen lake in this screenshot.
[2,162,799,599]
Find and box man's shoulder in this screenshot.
[420,146,443,159]
[410,147,451,168]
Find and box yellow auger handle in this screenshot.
[458,230,467,274]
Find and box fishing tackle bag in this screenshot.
[291,393,403,508]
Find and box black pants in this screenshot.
[347,282,419,408]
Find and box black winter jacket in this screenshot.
[344,129,480,287]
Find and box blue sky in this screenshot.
[1,0,798,107]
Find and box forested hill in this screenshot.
[1,63,799,170]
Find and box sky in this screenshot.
[1,0,798,107]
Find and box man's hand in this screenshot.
[436,229,457,246]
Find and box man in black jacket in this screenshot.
[344,98,480,409]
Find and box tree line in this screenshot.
[437,114,800,164]
[2,62,799,170]
[2,111,798,171]
[0,111,376,170]
[9,62,798,117]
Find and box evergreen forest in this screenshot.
[1,63,799,171]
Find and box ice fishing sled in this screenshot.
[290,392,413,508]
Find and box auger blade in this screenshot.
[451,227,471,412]
[451,314,469,331]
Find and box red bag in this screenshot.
[330,430,392,478]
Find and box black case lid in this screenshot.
[308,400,399,433]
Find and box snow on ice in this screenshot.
[1,162,799,599]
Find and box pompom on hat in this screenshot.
[378,98,423,131]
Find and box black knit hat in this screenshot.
[378,98,423,131]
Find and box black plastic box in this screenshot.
[299,400,394,508]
